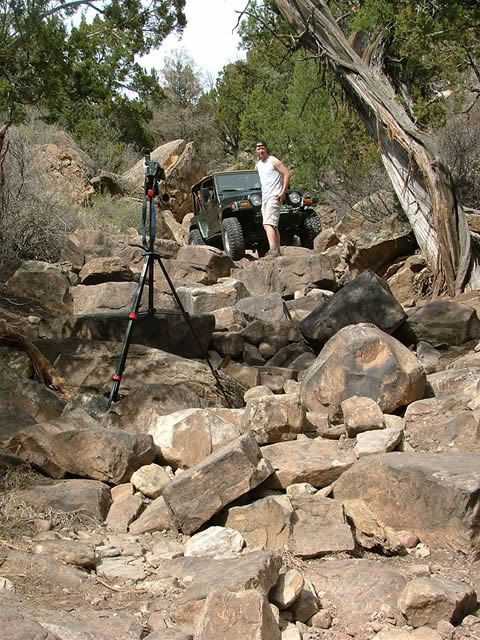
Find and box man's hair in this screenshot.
[255,140,269,151]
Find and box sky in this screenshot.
[140,0,248,83]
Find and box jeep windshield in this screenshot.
[215,172,261,194]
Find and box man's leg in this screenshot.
[264,224,280,250]
[262,197,281,252]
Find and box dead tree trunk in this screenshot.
[274,0,480,294]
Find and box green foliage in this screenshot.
[0,0,185,152]
[213,2,380,200]
[344,0,480,125]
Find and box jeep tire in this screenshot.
[299,212,322,249]
[222,218,245,261]
[188,228,206,245]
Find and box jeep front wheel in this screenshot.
[188,228,206,245]
[222,218,245,260]
[299,213,322,249]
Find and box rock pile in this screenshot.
[0,193,479,640]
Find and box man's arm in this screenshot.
[272,157,290,201]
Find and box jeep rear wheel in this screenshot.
[222,218,245,260]
[299,213,322,249]
[188,228,206,245]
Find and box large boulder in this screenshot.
[51,428,156,484]
[177,278,249,315]
[261,437,355,489]
[63,311,214,359]
[6,261,72,312]
[306,559,407,632]
[162,433,273,535]
[148,408,241,468]
[48,339,244,407]
[243,394,307,444]
[122,140,205,219]
[335,190,413,272]
[78,256,133,285]
[333,452,480,554]
[32,140,95,205]
[19,479,111,520]
[270,255,336,296]
[300,270,407,350]
[401,300,480,347]
[195,588,280,640]
[404,396,480,452]
[300,323,426,413]
[175,246,234,283]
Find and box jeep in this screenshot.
[188,170,322,260]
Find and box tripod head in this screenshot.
[143,148,169,202]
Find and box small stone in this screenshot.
[462,615,480,627]
[184,526,245,559]
[131,464,172,499]
[436,620,454,638]
[410,564,431,577]
[311,610,332,629]
[286,483,317,497]
[0,577,15,591]
[270,570,305,609]
[111,483,134,502]
[288,580,320,623]
[415,543,431,558]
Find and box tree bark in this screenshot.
[274,0,480,294]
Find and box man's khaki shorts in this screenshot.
[262,195,280,227]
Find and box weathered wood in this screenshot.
[274,0,480,293]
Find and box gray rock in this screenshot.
[398,576,477,627]
[261,437,355,489]
[333,452,480,553]
[300,323,426,414]
[300,270,406,350]
[19,479,111,520]
[162,433,273,535]
[195,588,281,640]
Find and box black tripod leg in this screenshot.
[154,256,232,407]
[107,255,152,408]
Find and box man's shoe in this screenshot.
[264,247,281,259]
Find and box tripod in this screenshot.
[107,149,229,409]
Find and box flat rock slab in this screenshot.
[155,550,281,608]
[51,340,242,407]
[222,495,293,550]
[96,557,146,582]
[34,607,145,640]
[195,588,281,640]
[2,549,88,590]
[333,452,480,553]
[287,495,355,558]
[162,433,273,535]
[0,608,61,640]
[19,479,111,520]
[404,396,480,453]
[261,437,355,489]
[63,312,214,358]
[306,559,406,631]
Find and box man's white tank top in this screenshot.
[256,155,282,200]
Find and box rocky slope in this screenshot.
[0,188,479,640]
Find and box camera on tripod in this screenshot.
[143,148,170,203]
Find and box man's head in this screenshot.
[255,140,269,161]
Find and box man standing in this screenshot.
[255,140,290,258]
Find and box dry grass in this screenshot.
[0,465,100,541]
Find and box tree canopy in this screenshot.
[0,0,186,151]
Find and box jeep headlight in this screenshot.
[250,193,262,207]
[288,191,301,205]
